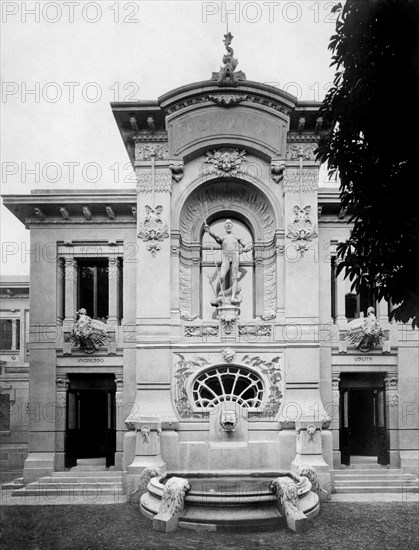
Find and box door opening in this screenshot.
[339,373,388,466]
[65,374,116,468]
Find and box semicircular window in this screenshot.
[191,367,264,409]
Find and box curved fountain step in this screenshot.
[141,473,320,531]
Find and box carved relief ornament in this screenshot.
[204,148,248,178]
[286,205,317,256]
[286,143,318,161]
[136,169,172,193]
[137,205,169,256]
[283,169,318,193]
[135,143,169,161]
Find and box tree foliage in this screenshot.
[317,0,419,328]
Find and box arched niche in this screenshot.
[177,179,278,320]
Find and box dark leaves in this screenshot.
[318,0,419,329]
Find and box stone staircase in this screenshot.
[333,456,419,494]
[9,458,126,503]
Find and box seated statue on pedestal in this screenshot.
[204,219,252,307]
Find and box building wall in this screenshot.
[0,277,30,469]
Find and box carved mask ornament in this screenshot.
[220,410,238,432]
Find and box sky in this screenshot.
[1,0,339,275]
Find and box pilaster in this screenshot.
[64,258,78,326]
[384,374,400,468]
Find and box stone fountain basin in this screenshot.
[140,472,319,530]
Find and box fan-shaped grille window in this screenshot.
[192,367,264,409]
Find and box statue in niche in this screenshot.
[71,308,109,354]
[204,219,252,307]
[346,307,384,352]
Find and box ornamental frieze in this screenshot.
[164,94,290,116]
[135,143,169,161]
[286,143,318,161]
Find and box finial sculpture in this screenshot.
[217,33,246,86]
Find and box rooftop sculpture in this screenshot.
[217,32,246,86]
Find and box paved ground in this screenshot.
[1,487,418,505]
[1,501,418,550]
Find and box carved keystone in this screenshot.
[270,477,308,532]
[153,476,191,532]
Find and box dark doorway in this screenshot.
[339,373,388,466]
[65,374,116,468]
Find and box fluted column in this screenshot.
[335,260,347,325]
[56,258,64,324]
[108,257,120,326]
[64,258,78,326]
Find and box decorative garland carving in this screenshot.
[242,354,282,418]
[205,94,248,106]
[135,143,169,161]
[165,94,290,116]
[137,206,169,256]
[286,143,318,161]
[136,169,172,193]
[174,354,210,417]
[238,323,272,337]
[283,169,318,193]
[184,324,219,337]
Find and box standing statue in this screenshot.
[204,219,252,306]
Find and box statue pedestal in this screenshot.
[217,304,240,339]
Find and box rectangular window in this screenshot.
[78,260,109,322]
[0,319,19,350]
[0,320,13,349]
[0,394,10,431]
